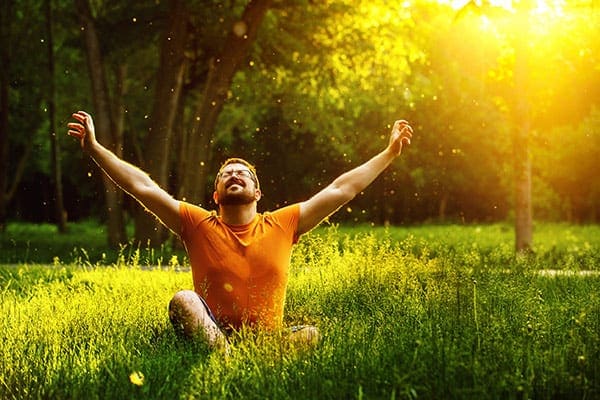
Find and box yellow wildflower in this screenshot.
[129,371,144,386]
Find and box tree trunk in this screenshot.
[0,0,13,232]
[112,63,127,161]
[0,0,31,232]
[132,0,188,246]
[180,0,273,204]
[513,8,533,253]
[438,192,448,222]
[75,0,126,247]
[45,0,67,233]
[513,129,532,252]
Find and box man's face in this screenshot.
[213,163,260,206]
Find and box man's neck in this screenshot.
[218,203,258,226]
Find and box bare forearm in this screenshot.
[87,142,156,196]
[330,148,396,200]
[297,120,412,235]
[68,111,181,233]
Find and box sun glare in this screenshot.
[447,0,513,11]
[531,0,565,17]
[446,0,566,16]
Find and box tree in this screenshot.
[0,0,14,232]
[0,0,45,232]
[178,0,273,205]
[67,0,276,246]
[512,4,532,253]
[452,1,538,252]
[75,0,127,247]
[536,108,600,222]
[45,0,68,233]
[406,1,510,223]
[133,0,188,246]
[4,0,597,236]
[213,0,425,220]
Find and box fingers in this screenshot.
[68,111,94,133]
[71,111,90,125]
[72,110,90,118]
[392,119,413,146]
[402,125,412,145]
[393,119,411,130]
[71,111,84,123]
[67,122,84,139]
[67,112,93,148]
[392,120,413,135]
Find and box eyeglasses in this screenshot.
[218,169,255,180]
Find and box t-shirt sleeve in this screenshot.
[179,201,211,242]
[272,203,301,243]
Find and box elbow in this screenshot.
[132,181,156,198]
[343,191,357,204]
[332,183,358,205]
[122,179,152,201]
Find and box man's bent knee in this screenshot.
[169,290,199,316]
[169,291,194,336]
[169,290,216,337]
[168,290,225,346]
[289,325,321,347]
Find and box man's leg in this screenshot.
[169,290,229,350]
[288,325,321,347]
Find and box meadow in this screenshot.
[0,222,598,399]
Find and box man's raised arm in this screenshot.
[297,120,413,235]
[67,111,181,235]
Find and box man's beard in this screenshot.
[218,189,256,206]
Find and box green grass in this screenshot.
[0,219,186,266]
[0,223,599,399]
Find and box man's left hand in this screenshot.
[388,119,413,156]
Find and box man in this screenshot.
[67,110,413,349]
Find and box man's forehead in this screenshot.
[221,163,250,172]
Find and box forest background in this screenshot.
[1,0,598,250]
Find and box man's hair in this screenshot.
[214,158,260,189]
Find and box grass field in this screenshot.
[0,222,599,399]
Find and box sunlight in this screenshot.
[445,0,566,16]
[448,0,514,12]
[441,0,572,36]
[531,0,565,17]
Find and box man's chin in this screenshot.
[218,193,255,206]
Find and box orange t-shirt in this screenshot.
[179,202,300,330]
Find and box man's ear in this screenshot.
[213,190,219,205]
[255,189,262,202]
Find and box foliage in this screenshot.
[534,107,600,221]
[0,224,599,399]
[3,0,600,230]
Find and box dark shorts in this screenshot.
[196,293,219,325]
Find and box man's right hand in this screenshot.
[67,111,97,151]
[67,110,182,235]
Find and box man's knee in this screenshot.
[169,290,207,336]
[289,325,321,347]
[169,290,200,316]
[168,290,226,348]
